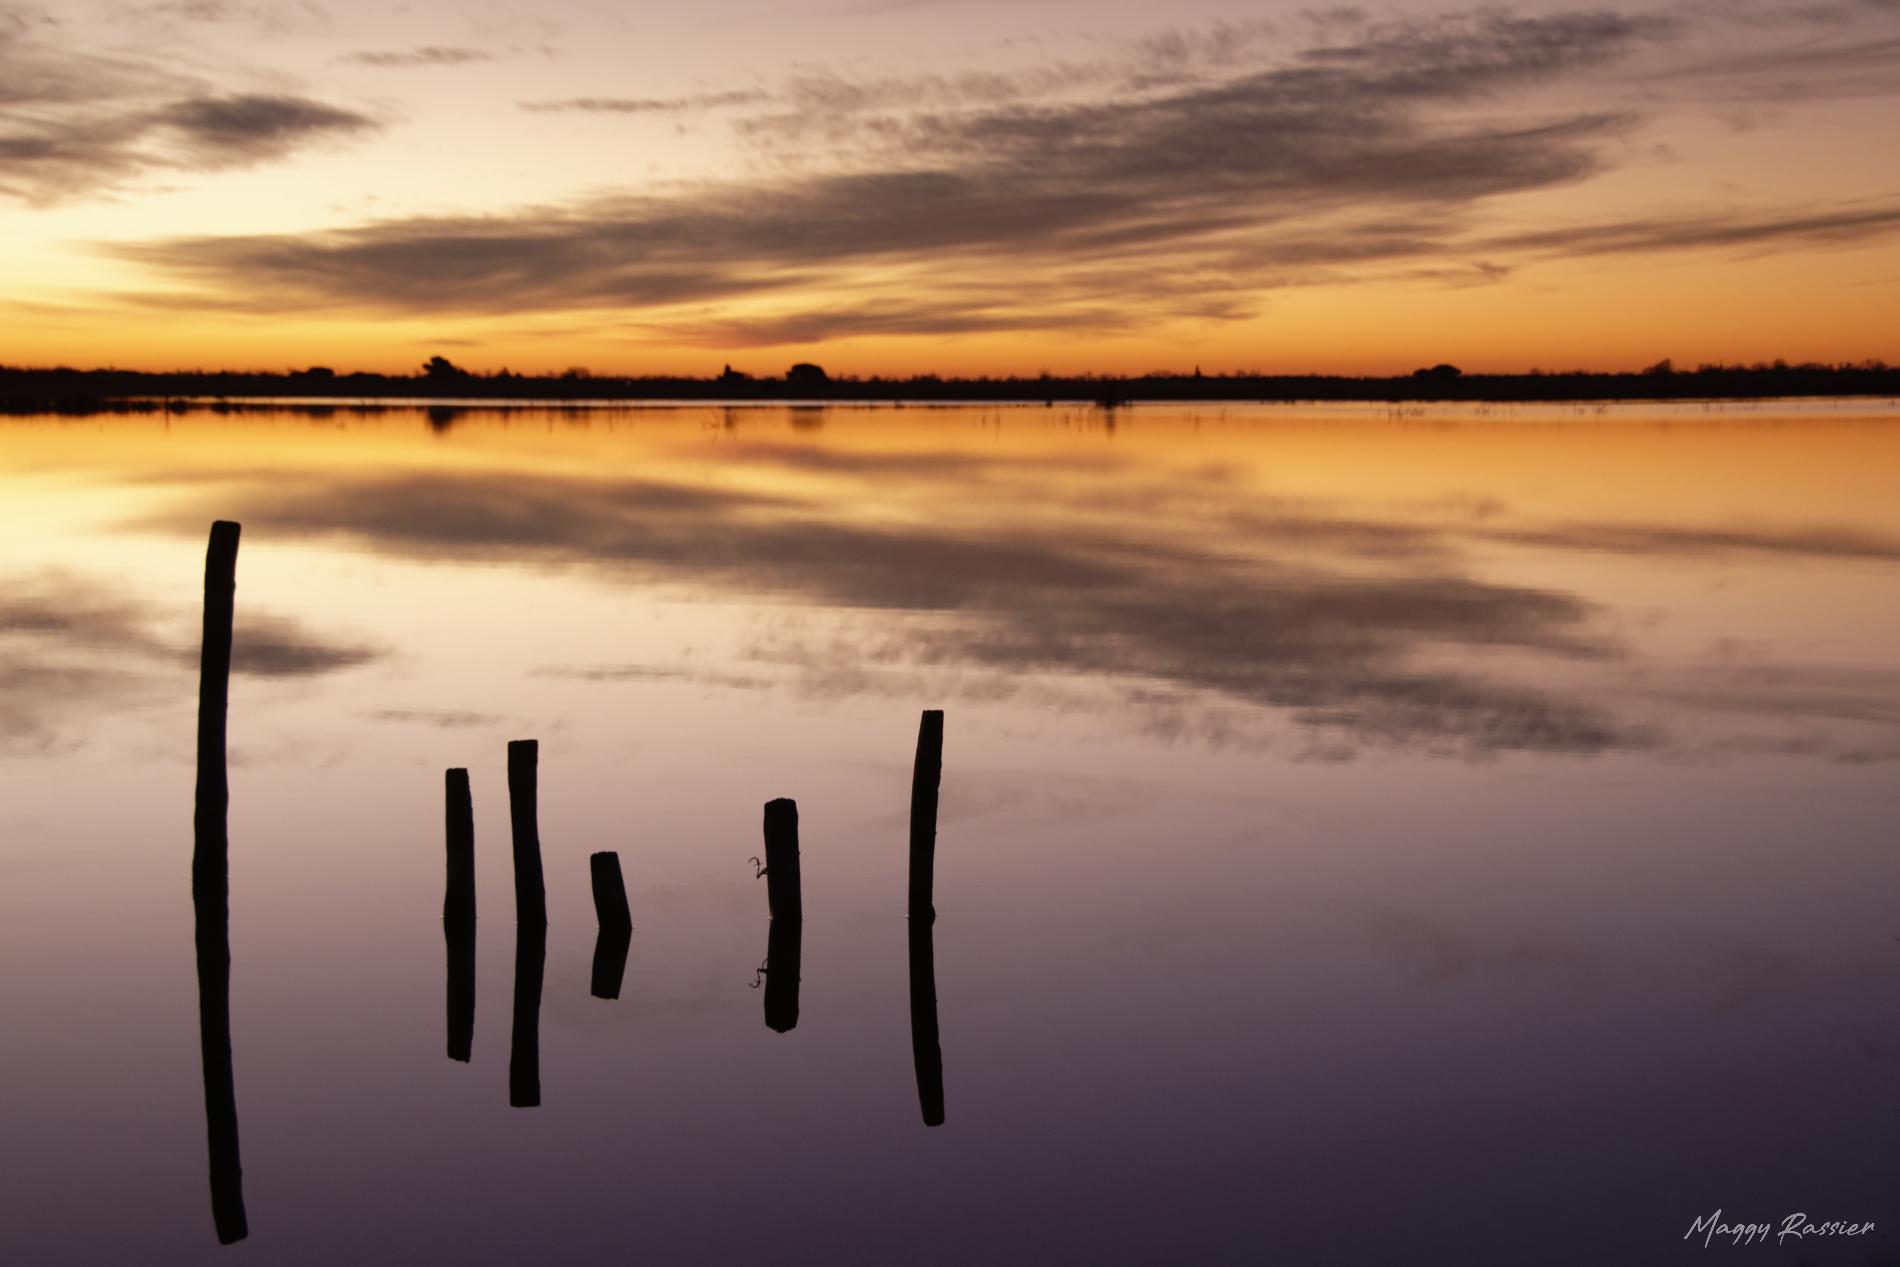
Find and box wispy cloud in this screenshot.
[0,4,379,202]
[519,90,767,114]
[345,46,494,68]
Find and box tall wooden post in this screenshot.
[907,710,944,921]
[192,520,248,1243]
[443,768,475,925]
[507,740,547,927]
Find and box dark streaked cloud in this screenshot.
[109,2,1900,335]
[155,93,377,162]
[345,46,494,68]
[1486,204,1900,258]
[1476,518,1900,561]
[106,8,1673,323]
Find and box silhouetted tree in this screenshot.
[786,362,829,386]
[423,355,469,380]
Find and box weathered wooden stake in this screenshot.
[444,768,475,925]
[191,519,248,1244]
[509,921,546,1108]
[590,850,632,930]
[908,918,945,1127]
[762,798,801,922]
[445,919,474,1063]
[763,917,802,1034]
[907,709,944,921]
[591,925,632,1000]
[507,740,547,927]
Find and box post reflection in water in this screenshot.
[445,919,475,1062]
[907,918,946,1128]
[761,918,802,1034]
[509,922,547,1108]
[591,925,632,1000]
[191,520,248,1246]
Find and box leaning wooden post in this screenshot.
[443,769,475,926]
[590,851,632,930]
[192,519,248,1244]
[907,710,943,921]
[763,798,801,922]
[507,740,547,927]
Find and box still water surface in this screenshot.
[3,401,1899,1264]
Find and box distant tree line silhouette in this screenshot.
[1,355,1895,412]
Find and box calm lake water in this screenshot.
[3,400,1899,1265]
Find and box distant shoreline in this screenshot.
[3,361,1896,412]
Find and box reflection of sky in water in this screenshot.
[2,403,1899,1264]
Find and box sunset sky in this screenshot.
[3,0,1898,376]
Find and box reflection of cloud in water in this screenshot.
[131,440,1900,761]
[151,469,1636,756]
[366,708,506,729]
[533,663,773,691]
[0,570,383,754]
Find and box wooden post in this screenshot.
[445,918,474,1062]
[507,740,547,927]
[762,798,801,922]
[443,768,475,925]
[908,918,945,1127]
[590,925,632,1000]
[590,851,632,930]
[763,917,802,1034]
[192,520,239,886]
[191,520,248,1244]
[907,710,943,921]
[509,921,546,1108]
